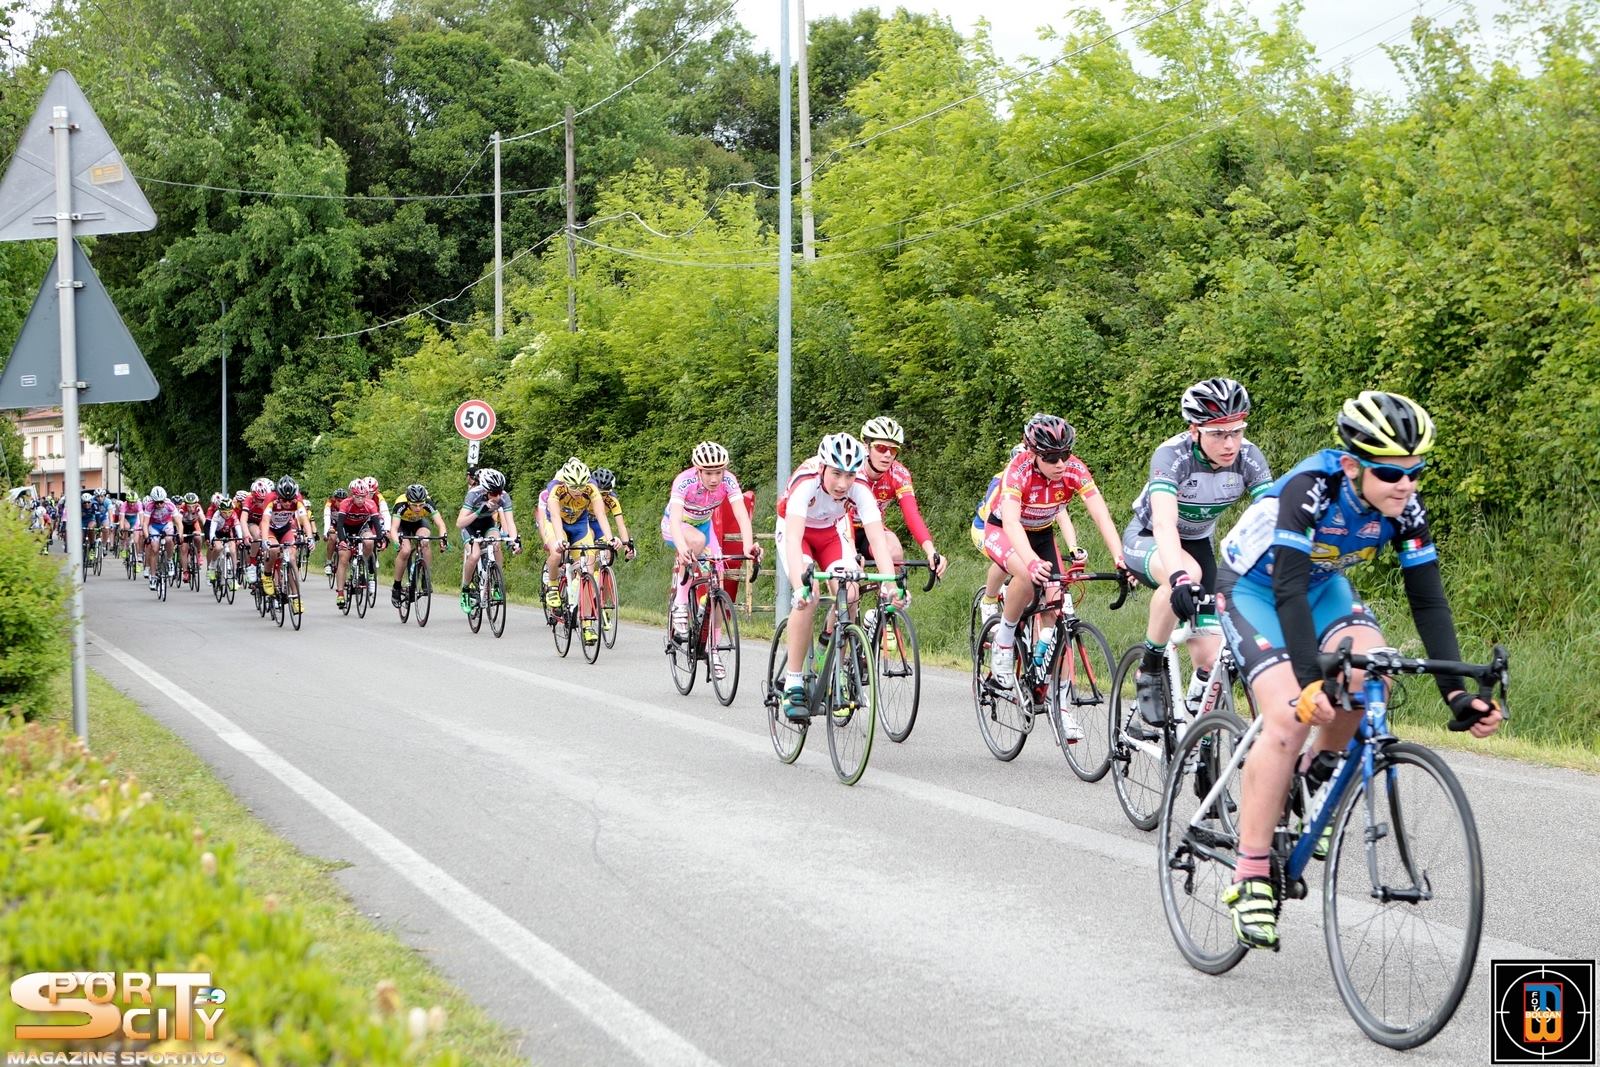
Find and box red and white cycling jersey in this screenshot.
[243,491,273,523]
[847,459,932,545]
[263,491,305,531]
[979,450,1099,531]
[776,457,882,529]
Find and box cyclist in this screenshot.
[588,468,636,561]
[390,483,448,607]
[976,414,1128,738]
[972,444,1084,627]
[662,441,761,639]
[140,486,184,590]
[203,493,228,585]
[77,491,97,568]
[538,458,619,645]
[238,477,275,586]
[92,489,113,555]
[776,433,901,718]
[850,416,948,580]
[260,476,313,605]
[456,467,521,613]
[333,477,383,609]
[1215,391,1503,951]
[177,492,206,582]
[322,487,349,575]
[120,494,144,568]
[1125,378,1273,739]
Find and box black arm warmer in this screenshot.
[1271,548,1324,689]
[1400,560,1465,698]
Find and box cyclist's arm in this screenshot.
[378,495,392,532]
[588,487,614,542]
[536,493,561,547]
[1053,507,1081,557]
[893,483,936,558]
[1268,471,1327,688]
[1077,483,1125,567]
[1149,491,1183,579]
[782,503,809,589]
[496,505,518,542]
[431,507,448,540]
[455,506,476,531]
[322,502,333,535]
[727,488,757,551]
[999,493,1038,570]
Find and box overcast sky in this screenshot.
[737,0,1520,99]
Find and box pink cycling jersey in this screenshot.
[665,467,743,524]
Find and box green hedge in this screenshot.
[0,721,461,1064]
[0,506,69,719]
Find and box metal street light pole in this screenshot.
[776,0,794,612]
[219,296,227,496]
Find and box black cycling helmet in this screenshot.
[276,476,299,498]
[591,468,617,492]
[1022,413,1075,455]
[477,468,506,493]
[332,487,349,501]
[406,483,428,503]
[1336,390,1436,458]
[1181,377,1251,425]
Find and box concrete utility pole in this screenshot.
[776,0,794,611]
[219,296,228,495]
[493,131,503,338]
[797,0,816,261]
[564,106,578,333]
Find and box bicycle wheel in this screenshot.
[1054,620,1117,782]
[212,565,225,602]
[397,560,413,623]
[286,566,303,630]
[467,570,483,633]
[487,562,507,638]
[1158,708,1250,976]
[968,585,986,659]
[973,616,1029,761]
[188,552,199,591]
[707,590,740,706]
[599,565,620,648]
[578,572,601,661]
[1324,741,1483,1049]
[326,547,337,588]
[875,608,920,743]
[825,623,876,786]
[664,588,694,693]
[92,544,103,577]
[1109,646,1171,831]
[272,572,286,627]
[124,546,134,580]
[364,555,378,611]
[413,561,432,628]
[297,543,310,583]
[766,618,806,762]
[340,573,354,616]
[354,563,369,618]
[224,557,236,605]
[156,548,169,602]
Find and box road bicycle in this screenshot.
[464,533,516,637]
[858,559,938,743]
[544,544,614,662]
[336,532,381,619]
[1110,596,1248,830]
[395,533,446,627]
[262,533,305,630]
[596,540,632,649]
[664,553,758,703]
[1158,636,1508,1048]
[150,535,178,603]
[971,567,1126,776]
[763,564,900,786]
[210,535,240,605]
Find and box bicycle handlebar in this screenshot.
[1318,636,1509,731]
[895,558,940,593]
[679,553,762,585]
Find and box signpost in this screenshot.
[0,70,158,745]
[454,399,494,469]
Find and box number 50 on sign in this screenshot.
[454,400,495,441]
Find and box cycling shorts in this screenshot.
[774,520,849,597]
[660,515,720,556]
[978,520,1062,574]
[1219,573,1383,685]
[1121,520,1221,631]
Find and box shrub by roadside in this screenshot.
[0,506,69,719]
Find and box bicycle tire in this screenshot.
[1109,646,1170,831]
[664,587,695,692]
[825,623,876,786]
[364,554,378,611]
[326,548,336,588]
[968,584,986,660]
[156,546,169,602]
[875,608,920,743]
[578,571,600,660]
[708,590,740,706]
[1158,708,1250,976]
[486,562,506,638]
[286,566,303,630]
[1055,620,1117,782]
[599,565,620,649]
[1324,741,1483,1049]
[297,543,310,582]
[414,561,432,628]
[212,567,225,602]
[973,615,1029,761]
[224,558,236,605]
[354,567,369,618]
[397,563,413,622]
[765,617,806,762]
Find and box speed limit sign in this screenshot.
[454,399,496,441]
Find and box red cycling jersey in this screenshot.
[980,449,1100,531]
[337,496,381,523]
[243,491,273,522]
[847,459,932,546]
[263,491,305,531]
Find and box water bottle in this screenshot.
[1032,628,1054,669]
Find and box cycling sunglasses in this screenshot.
[1034,450,1071,464]
[1359,458,1427,484]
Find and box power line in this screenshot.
[446,139,497,197]
[571,234,776,269]
[500,0,742,146]
[146,176,561,202]
[318,231,563,339]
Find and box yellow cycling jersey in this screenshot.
[391,493,439,524]
[599,489,624,519]
[542,480,602,526]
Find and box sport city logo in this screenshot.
[1491,959,1594,1065]
[10,971,226,1043]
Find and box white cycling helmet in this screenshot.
[348,477,365,493]
[477,468,507,493]
[150,486,168,502]
[556,457,591,489]
[816,432,867,473]
[860,416,905,446]
[691,441,729,468]
[80,491,92,503]
[211,492,226,506]
[250,477,272,494]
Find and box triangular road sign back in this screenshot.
[0,70,156,242]
[0,241,159,408]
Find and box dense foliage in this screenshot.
[0,1,1595,743]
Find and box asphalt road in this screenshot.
[81,573,1599,1065]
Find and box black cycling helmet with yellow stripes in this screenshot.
[1336,391,1435,458]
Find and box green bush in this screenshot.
[0,505,69,719]
[0,721,461,1064]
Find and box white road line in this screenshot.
[88,630,724,1067]
[399,637,1554,959]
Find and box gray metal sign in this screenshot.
[0,241,158,408]
[0,70,156,241]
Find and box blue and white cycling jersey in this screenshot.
[1220,449,1437,587]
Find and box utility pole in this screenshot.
[219,296,227,496]
[797,0,816,261]
[564,106,578,334]
[492,131,503,338]
[776,0,794,611]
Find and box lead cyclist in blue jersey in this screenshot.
[1215,391,1503,951]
